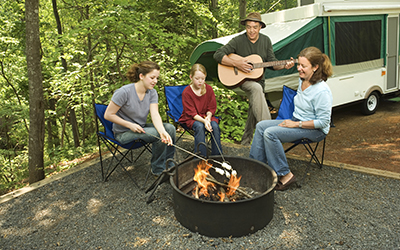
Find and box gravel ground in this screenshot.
[1,137,399,250]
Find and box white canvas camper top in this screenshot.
[190,0,400,114]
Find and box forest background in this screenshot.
[0,0,297,195]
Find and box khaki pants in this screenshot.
[240,80,271,144]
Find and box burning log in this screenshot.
[205,175,253,199]
[194,185,199,199]
[218,187,230,202]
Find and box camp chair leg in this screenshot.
[103,145,140,187]
[133,145,152,163]
[284,143,300,153]
[302,142,322,167]
[97,136,105,181]
[99,137,125,180]
[99,138,150,189]
[320,138,326,167]
[119,165,140,188]
[303,139,326,168]
[132,144,153,189]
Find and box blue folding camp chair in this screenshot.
[164,85,195,142]
[276,85,333,187]
[94,103,152,188]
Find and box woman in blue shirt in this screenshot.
[250,47,333,191]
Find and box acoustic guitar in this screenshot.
[217,54,297,89]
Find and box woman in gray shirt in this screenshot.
[104,61,176,175]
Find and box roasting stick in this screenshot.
[145,132,235,177]
[208,131,237,178]
[209,130,225,163]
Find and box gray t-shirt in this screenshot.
[111,83,158,134]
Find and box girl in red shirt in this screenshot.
[179,64,223,156]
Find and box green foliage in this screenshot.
[0,149,29,196]
[212,84,248,143]
[44,144,98,172]
[0,0,297,194]
[248,0,297,13]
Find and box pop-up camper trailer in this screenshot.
[190,0,400,114]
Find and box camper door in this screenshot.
[386,14,399,90]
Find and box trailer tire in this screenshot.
[361,91,379,115]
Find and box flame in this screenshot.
[192,161,242,202]
[193,161,215,197]
[226,174,242,196]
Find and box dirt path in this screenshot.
[285,98,400,173]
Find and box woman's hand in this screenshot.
[279,119,298,128]
[159,131,173,145]
[128,123,145,133]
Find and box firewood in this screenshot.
[219,187,230,202]
[205,175,252,199]
[194,185,199,199]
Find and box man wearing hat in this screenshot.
[214,12,294,146]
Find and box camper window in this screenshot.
[335,20,382,65]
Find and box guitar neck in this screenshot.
[254,59,298,69]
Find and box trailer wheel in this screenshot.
[361,91,379,115]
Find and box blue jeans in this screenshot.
[115,123,176,175]
[192,121,223,156]
[249,120,326,176]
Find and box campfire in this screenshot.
[192,161,257,202]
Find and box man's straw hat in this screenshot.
[240,12,266,28]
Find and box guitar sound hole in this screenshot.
[248,62,254,72]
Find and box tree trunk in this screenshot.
[85,5,98,140]
[46,98,59,150]
[211,0,218,38]
[53,0,81,149]
[51,98,60,147]
[69,107,80,147]
[239,0,247,32]
[67,104,80,148]
[60,107,68,148]
[81,97,86,143]
[46,113,53,150]
[52,0,67,70]
[49,0,70,149]
[26,0,45,184]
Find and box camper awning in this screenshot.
[190,17,317,65]
[323,2,400,12]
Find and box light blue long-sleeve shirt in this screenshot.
[293,79,333,134]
